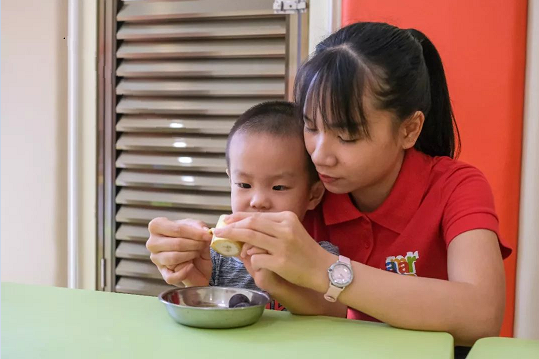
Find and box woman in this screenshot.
[147,22,510,347]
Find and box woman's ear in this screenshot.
[400,111,425,149]
[307,181,325,210]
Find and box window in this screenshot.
[97,0,308,295]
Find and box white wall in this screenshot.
[1,0,68,286]
[308,0,342,54]
[1,0,97,290]
[79,0,97,290]
[514,0,539,340]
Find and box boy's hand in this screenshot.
[240,243,267,258]
[146,217,213,287]
[170,242,212,287]
[239,245,284,293]
[214,211,334,292]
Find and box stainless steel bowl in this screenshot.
[159,286,270,329]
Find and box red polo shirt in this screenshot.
[303,148,512,321]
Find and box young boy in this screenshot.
[167,101,339,297]
[210,100,339,294]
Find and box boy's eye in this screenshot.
[272,185,288,191]
[304,126,318,133]
[236,183,251,189]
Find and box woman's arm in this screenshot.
[215,213,506,346]
[259,241,346,317]
[310,229,505,346]
[272,284,348,318]
[241,260,347,317]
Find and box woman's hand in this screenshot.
[146,217,213,287]
[213,211,336,292]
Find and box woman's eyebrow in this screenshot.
[302,114,315,124]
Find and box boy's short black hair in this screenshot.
[226,100,318,183]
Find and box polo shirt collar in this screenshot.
[322,148,433,233]
[322,192,362,225]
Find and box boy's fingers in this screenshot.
[181,218,212,233]
[247,246,267,256]
[150,250,199,267]
[147,236,209,254]
[173,261,193,273]
[148,217,212,242]
[200,243,212,260]
[241,243,254,258]
[172,263,194,282]
[160,265,192,286]
[250,253,275,272]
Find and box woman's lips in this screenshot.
[318,173,338,184]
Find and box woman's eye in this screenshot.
[272,185,288,191]
[338,135,359,144]
[304,126,318,133]
[236,183,251,189]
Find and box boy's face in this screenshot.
[227,131,323,221]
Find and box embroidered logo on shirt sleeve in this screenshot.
[385,251,419,276]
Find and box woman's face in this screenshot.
[303,96,407,210]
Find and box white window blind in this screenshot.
[98,0,304,296]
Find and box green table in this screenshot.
[1,283,454,358]
[467,337,539,358]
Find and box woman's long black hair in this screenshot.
[295,22,461,158]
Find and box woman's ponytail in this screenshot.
[295,23,461,158]
[407,29,461,158]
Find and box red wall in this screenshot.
[342,0,528,337]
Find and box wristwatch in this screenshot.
[324,255,353,302]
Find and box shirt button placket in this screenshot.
[363,217,374,260]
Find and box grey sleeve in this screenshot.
[209,249,219,286]
[319,241,339,255]
[209,249,259,291]
[210,242,338,291]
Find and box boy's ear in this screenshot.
[226,168,231,184]
[307,181,325,210]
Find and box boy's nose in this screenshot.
[249,192,271,211]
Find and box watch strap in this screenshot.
[324,283,344,302]
[324,255,352,302]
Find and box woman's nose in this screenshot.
[311,133,338,168]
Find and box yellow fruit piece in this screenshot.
[210,215,243,257]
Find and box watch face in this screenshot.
[330,263,352,286]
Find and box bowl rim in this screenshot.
[158,286,271,311]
